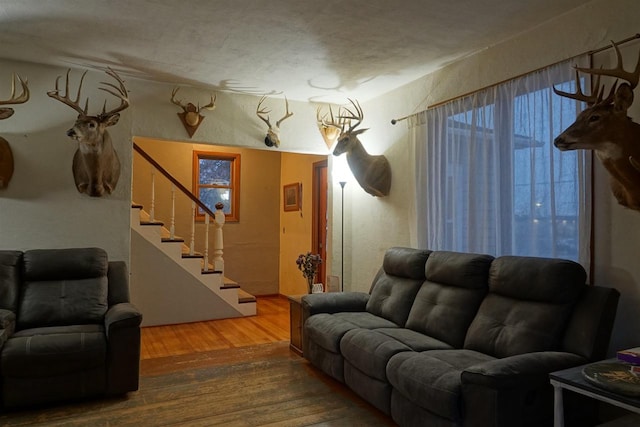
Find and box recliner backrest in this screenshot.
[17,247,109,330]
[464,255,587,358]
[0,251,23,313]
[405,251,494,348]
[365,247,431,327]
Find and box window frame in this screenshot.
[192,150,241,222]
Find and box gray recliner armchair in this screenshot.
[0,247,142,409]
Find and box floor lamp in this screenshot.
[339,181,346,292]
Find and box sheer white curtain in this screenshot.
[409,56,592,267]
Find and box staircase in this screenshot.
[130,204,256,326]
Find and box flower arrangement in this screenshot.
[296,252,322,294]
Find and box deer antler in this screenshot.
[47,69,89,116]
[0,73,29,106]
[576,40,640,90]
[553,70,608,106]
[276,97,293,127]
[338,98,364,133]
[98,68,129,119]
[200,93,216,111]
[256,95,273,128]
[170,87,187,109]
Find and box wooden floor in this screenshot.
[140,295,290,360]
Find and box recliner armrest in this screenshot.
[105,303,142,337]
[462,351,587,389]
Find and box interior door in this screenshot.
[312,159,328,288]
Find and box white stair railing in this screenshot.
[133,143,224,274]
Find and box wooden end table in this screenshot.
[287,295,304,356]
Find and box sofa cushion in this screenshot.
[387,349,495,422]
[17,248,110,329]
[17,277,108,329]
[464,256,587,358]
[366,247,431,326]
[2,325,106,378]
[405,251,493,348]
[341,329,413,382]
[305,312,397,353]
[375,328,453,352]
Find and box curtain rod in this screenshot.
[390,32,640,125]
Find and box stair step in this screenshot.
[131,203,143,209]
[161,237,185,243]
[238,289,257,304]
[182,253,204,259]
[140,221,164,226]
[221,283,240,289]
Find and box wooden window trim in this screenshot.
[192,150,241,222]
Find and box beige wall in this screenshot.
[133,137,283,296]
[279,152,327,296]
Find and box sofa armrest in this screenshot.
[462,351,587,389]
[105,303,142,337]
[105,302,142,395]
[302,292,369,317]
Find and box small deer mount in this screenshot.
[256,95,293,148]
[47,68,128,197]
[170,87,216,138]
[328,99,391,197]
[316,105,346,149]
[553,40,640,211]
[0,73,29,190]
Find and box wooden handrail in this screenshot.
[133,142,217,219]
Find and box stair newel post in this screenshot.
[149,169,156,222]
[169,184,176,240]
[212,202,225,273]
[203,213,210,272]
[190,201,196,255]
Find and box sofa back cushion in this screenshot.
[405,251,494,348]
[17,248,109,329]
[366,247,431,326]
[464,255,586,358]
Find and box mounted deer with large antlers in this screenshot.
[330,99,391,197]
[48,68,128,197]
[256,95,293,148]
[0,73,29,189]
[553,40,640,210]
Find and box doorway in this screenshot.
[312,159,328,287]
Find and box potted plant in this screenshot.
[296,252,322,294]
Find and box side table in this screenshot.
[550,359,640,427]
[288,295,304,356]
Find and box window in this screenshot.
[411,57,591,265]
[192,151,240,222]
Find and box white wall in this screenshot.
[0,60,132,262]
[351,0,640,353]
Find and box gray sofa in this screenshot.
[302,247,620,427]
[0,247,142,409]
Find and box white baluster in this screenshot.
[203,213,210,272]
[169,184,176,239]
[212,203,225,273]
[149,170,156,222]
[190,201,196,255]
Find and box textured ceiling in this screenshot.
[0,0,592,103]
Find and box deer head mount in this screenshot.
[328,99,391,197]
[170,87,216,138]
[316,105,346,149]
[0,73,30,189]
[553,40,640,210]
[256,95,293,148]
[47,68,128,197]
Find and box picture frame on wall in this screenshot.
[283,182,301,211]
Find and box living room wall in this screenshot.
[356,0,640,353]
[0,60,132,262]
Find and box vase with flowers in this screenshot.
[296,252,322,294]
